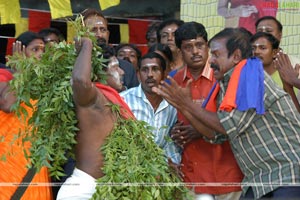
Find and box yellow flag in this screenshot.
[67,21,76,43]
[120,24,129,43]
[15,18,29,37]
[99,0,120,10]
[48,0,72,19]
[0,0,21,24]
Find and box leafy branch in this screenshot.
[7,15,106,178]
[92,108,191,200]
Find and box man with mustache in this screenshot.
[120,51,181,166]
[169,22,243,200]
[82,8,139,90]
[153,27,300,199]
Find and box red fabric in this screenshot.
[0,69,13,82]
[138,45,148,56]
[173,66,243,194]
[94,83,134,119]
[128,19,149,44]
[6,38,15,56]
[0,105,52,199]
[28,11,51,32]
[230,0,278,33]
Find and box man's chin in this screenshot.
[97,40,107,47]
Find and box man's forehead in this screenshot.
[182,37,206,44]
[141,58,160,67]
[252,37,269,46]
[28,40,45,47]
[209,39,225,51]
[257,21,277,30]
[84,16,106,27]
[161,24,178,33]
[119,47,136,53]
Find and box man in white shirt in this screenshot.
[121,51,181,165]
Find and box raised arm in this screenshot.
[275,52,300,112]
[72,37,99,107]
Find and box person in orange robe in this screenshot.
[0,68,53,200]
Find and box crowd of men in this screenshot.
[1,7,300,200]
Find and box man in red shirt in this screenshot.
[171,22,243,200]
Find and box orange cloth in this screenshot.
[174,64,243,194]
[206,59,247,112]
[0,104,52,200]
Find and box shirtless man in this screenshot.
[57,37,133,200]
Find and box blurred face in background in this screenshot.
[159,23,179,53]
[117,46,139,70]
[25,39,45,60]
[44,33,60,46]
[256,19,282,42]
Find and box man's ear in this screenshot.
[272,48,279,59]
[232,49,243,65]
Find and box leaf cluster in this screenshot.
[92,116,191,200]
[6,15,107,178]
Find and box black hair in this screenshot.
[146,22,161,41]
[156,19,184,42]
[81,8,107,25]
[100,44,115,59]
[238,27,253,38]
[208,28,252,59]
[15,31,44,47]
[148,43,173,62]
[139,52,166,71]
[98,44,116,68]
[255,16,283,32]
[250,32,280,49]
[175,21,207,49]
[115,43,142,60]
[38,27,64,42]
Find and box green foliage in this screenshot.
[6,15,106,178]
[5,15,191,199]
[91,116,191,200]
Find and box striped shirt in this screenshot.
[120,84,182,164]
[215,69,300,199]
